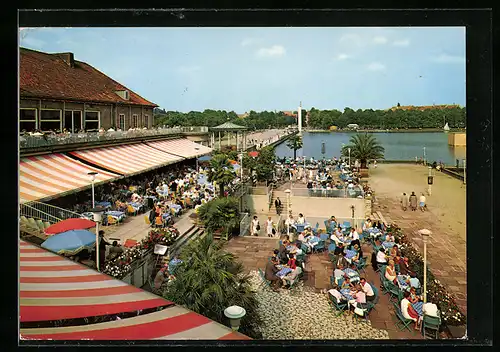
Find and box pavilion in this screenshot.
[209,122,248,151]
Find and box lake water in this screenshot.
[274,132,466,165]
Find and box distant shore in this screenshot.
[306,128,466,133]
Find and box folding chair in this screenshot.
[258,268,272,288]
[422,313,441,339]
[393,302,415,332]
[327,292,348,317]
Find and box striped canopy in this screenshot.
[19,240,250,340]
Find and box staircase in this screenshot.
[168,225,206,257]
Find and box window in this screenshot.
[84,111,100,131]
[144,115,149,128]
[40,109,62,132]
[64,110,82,133]
[117,114,125,130]
[20,108,37,132]
[132,114,138,128]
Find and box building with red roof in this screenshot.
[20,47,158,133]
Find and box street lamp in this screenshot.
[194,147,200,172]
[348,148,351,167]
[88,172,98,208]
[284,189,291,237]
[423,147,426,166]
[418,229,432,303]
[350,204,355,229]
[224,305,246,331]
[427,166,433,196]
[239,153,243,179]
[89,207,105,272]
[463,159,466,184]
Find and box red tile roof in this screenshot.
[20,47,157,107]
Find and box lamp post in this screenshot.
[423,147,426,166]
[418,229,432,303]
[427,166,432,196]
[348,148,351,168]
[284,189,291,237]
[88,172,98,208]
[224,306,246,331]
[350,204,355,229]
[194,147,200,172]
[463,159,466,184]
[90,207,105,272]
[239,153,243,179]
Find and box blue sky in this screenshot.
[19,27,465,113]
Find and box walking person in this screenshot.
[409,192,418,211]
[251,215,260,237]
[266,216,275,238]
[274,197,282,215]
[419,192,427,211]
[401,192,408,211]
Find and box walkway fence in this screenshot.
[19,126,209,149]
[21,201,82,223]
[291,187,364,198]
[239,213,250,236]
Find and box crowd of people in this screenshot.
[400,191,427,212]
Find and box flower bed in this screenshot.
[103,227,180,279]
[386,224,466,326]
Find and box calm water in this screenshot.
[274,132,466,165]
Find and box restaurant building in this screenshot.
[20,47,158,133]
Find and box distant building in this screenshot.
[388,104,461,112]
[20,47,157,133]
[282,111,298,117]
[346,123,359,130]
[237,112,249,118]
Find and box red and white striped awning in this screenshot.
[146,138,212,159]
[19,240,250,340]
[69,143,184,176]
[20,154,120,204]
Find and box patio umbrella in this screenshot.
[198,155,211,161]
[248,151,259,158]
[44,218,96,235]
[41,229,96,255]
[417,229,432,235]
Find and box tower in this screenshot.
[298,101,302,134]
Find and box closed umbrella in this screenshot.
[45,218,96,235]
[41,229,96,255]
[417,229,432,235]
[248,151,259,158]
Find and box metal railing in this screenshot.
[19,126,209,149]
[239,213,251,237]
[291,187,365,198]
[267,184,274,210]
[295,216,368,232]
[21,201,83,222]
[20,204,62,224]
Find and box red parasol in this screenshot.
[44,218,96,235]
[248,151,259,158]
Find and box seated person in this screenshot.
[408,286,421,303]
[333,264,345,279]
[282,265,303,288]
[394,254,411,275]
[362,218,372,231]
[131,192,141,203]
[375,248,388,267]
[286,253,297,270]
[385,259,398,283]
[389,245,400,258]
[297,213,306,225]
[332,251,348,270]
[385,233,395,242]
[401,291,422,330]
[278,240,290,264]
[349,284,367,311]
[327,284,346,304]
[407,272,421,291]
[107,241,124,261]
[350,243,363,263]
[359,278,375,302]
[154,266,168,290]
[265,256,281,291]
[349,227,360,241]
[341,277,354,290]
[285,214,296,230]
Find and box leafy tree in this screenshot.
[341,133,385,168]
[207,154,236,197]
[162,233,262,338]
[197,197,240,236]
[285,134,303,160]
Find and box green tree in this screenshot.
[162,233,262,338]
[286,134,303,160]
[207,154,236,197]
[197,197,240,237]
[341,133,385,168]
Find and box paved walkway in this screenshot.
[224,236,429,339]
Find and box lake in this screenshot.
[274,132,466,165]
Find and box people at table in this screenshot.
[362,218,372,231]
[394,254,411,275]
[401,290,422,330]
[282,265,302,288]
[278,239,290,264]
[333,251,349,270]
[408,286,421,303]
[286,253,297,270]
[359,278,375,302]
[375,247,388,266]
[385,259,398,284]
[285,214,296,230]
[341,277,355,290]
[328,284,346,304]
[389,245,399,258]
[350,243,363,263]
[265,256,281,291]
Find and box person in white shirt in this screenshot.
[401,291,422,330]
[359,278,375,302]
[375,248,388,266]
[251,216,260,236]
[285,214,295,230]
[327,284,346,304]
[422,302,439,317]
[362,218,371,231]
[419,193,427,211]
[266,216,274,238]
[385,233,395,242]
[297,213,305,224]
[333,265,345,279]
[349,227,359,241]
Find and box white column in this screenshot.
[298,106,302,133]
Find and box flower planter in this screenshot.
[359,168,369,178]
[445,324,466,339]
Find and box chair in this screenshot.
[43,221,51,229]
[35,219,45,232]
[144,215,151,225]
[107,215,118,226]
[27,217,38,230]
[301,243,310,254]
[392,301,414,332]
[327,293,348,317]
[127,205,137,216]
[313,240,326,253]
[327,243,336,253]
[356,257,368,274]
[343,221,351,228]
[320,233,329,241]
[296,224,305,233]
[422,313,441,339]
[258,268,271,288]
[366,284,380,312]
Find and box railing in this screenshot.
[277,214,285,235]
[21,201,83,222]
[297,216,368,232]
[20,204,62,224]
[19,126,209,149]
[267,184,274,210]
[239,213,250,237]
[291,187,365,198]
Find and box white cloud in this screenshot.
[177,65,201,74]
[373,36,388,45]
[335,53,351,61]
[256,45,286,58]
[241,38,259,47]
[339,33,364,47]
[20,36,45,49]
[367,62,386,71]
[432,54,465,64]
[393,39,410,47]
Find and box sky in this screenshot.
[19,27,466,113]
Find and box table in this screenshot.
[276,267,292,278]
[382,241,395,249]
[128,202,143,210]
[345,249,357,260]
[286,245,294,251]
[105,211,126,221]
[412,301,424,316]
[340,288,354,301]
[170,204,182,212]
[397,275,410,290]
[95,201,111,208]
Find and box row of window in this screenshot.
[19,108,149,133]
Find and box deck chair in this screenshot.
[27,217,38,230]
[342,221,351,228]
[392,302,414,332]
[35,219,45,232]
[258,268,272,288]
[356,257,368,274]
[313,240,326,253]
[327,292,348,317]
[366,284,380,312]
[422,313,441,339]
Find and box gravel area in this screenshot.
[248,271,390,340]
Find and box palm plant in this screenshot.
[162,234,263,338]
[207,153,236,197]
[285,134,303,160]
[197,197,240,238]
[341,133,385,168]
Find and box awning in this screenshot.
[20,154,121,204]
[19,240,250,340]
[69,143,184,176]
[146,138,212,159]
